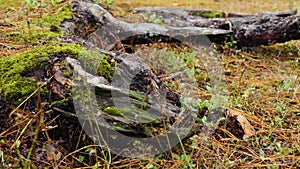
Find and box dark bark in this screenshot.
[61,0,300,47]
[61,0,232,48]
[134,7,300,47]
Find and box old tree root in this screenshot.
[2,0,298,156]
[51,0,299,140]
[62,0,300,47]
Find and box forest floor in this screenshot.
[0,0,300,168]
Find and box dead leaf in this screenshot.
[227,108,256,137]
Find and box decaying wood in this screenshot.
[135,7,297,18]
[65,56,193,136]
[61,0,300,47]
[134,7,300,47]
[62,0,232,47]
[52,0,271,138]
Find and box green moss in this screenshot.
[129,90,145,102]
[63,71,73,78]
[140,115,159,124]
[49,98,69,108]
[2,3,74,46]
[192,11,225,18]
[32,5,73,28]
[77,50,115,81]
[119,107,135,116]
[103,107,124,117]
[0,43,82,105]
[6,31,61,45]
[99,59,114,81]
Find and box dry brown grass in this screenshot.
[112,0,300,14]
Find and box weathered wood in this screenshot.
[65,56,188,136]
[194,15,300,47]
[63,0,300,47]
[62,0,232,47]
[135,7,297,18]
[56,0,298,137]
[134,7,300,47]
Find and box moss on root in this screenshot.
[77,50,115,82]
[0,43,82,105]
[0,0,117,106]
[192,11,225,18]
[0,42,117,105]
[103,107,125,117]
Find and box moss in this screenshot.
[6,31,62,45]
[63,71,73,78]
[129,90,145,102]
[0,43,82,105]
[103,107,124,117]
[77,50,115,82]
[3,3,73,46]
[192,11,225,18]
[32,5,74,28]
[140,115,159,124]
[119,107,135,116]
[99,59,114,81]
[49,98,69,108]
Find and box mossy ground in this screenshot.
[0,0,74,56]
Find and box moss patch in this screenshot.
[192,11,225,18]
[31,5,73,28]
[77,50,115,82]
[0,43,82,105]
[6,31,62,45]
[103,107,124,117]
[0,43,117,105]
[2,2,74,46]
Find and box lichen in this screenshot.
[0,43,82,105]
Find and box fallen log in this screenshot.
[61,0,233,47]
[134,7,300,47]
[135,7,297,18]
[61,0,300,47]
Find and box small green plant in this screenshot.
[175,133,195,169]
[223,40,237,48]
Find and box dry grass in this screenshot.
[112,0,300,14]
